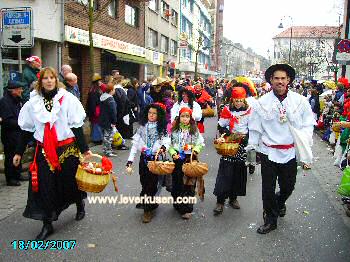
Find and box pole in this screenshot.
[341,0,350,77]
[0,47,3,97]
[18,47,22,73]
[289,26,292,64]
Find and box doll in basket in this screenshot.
[126,103,170,223]
[213,86,253,215]
[168,107,205,220]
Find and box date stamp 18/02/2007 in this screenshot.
[11,240,77,250]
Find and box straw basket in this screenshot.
[182,151,209,178]
[214,134,243,157]
[202,107,215,117]
[147,149,175,175]
[76,154,111,193]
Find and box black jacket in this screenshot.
[99,93,117,129]
[0,91,22,146]
[113,87,130,121]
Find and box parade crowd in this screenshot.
[2,55,348,242]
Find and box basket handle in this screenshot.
[153,149,162,162]
[81,153,103,163]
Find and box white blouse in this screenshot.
[18,88,86,143]
[218,106,252,135]
[170,101,202,122]
[248,91,315,164]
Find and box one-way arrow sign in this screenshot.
[9,35,25,44]
[1,7,33,48]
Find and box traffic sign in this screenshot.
[1,7,33,48]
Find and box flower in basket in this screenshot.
[101,156,113,173]
[183,144,192,151]
[142,147,152,157]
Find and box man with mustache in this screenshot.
[247,64,315,234]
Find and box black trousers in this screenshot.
[139,155,159,211]
[260,154,297,225]
[3,143,21,182]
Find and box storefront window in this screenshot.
[125,4,138,27]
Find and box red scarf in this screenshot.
[43,96,64,171]
[220,106,251,131]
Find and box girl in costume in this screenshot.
[126,103,170,223]
[213,86,252,215]
[170,87,202,123]
[13,67,92,240]
[194,81,214,133]
[169,107,205,219]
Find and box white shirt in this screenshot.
[170,101,202,122]
[248,91,315,164]
[218,106,252,134]
[18,88,86,143]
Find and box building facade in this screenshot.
[144,0,179,79]
[273,26,339,80]
[177,0,215,78]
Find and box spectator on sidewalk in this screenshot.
[22,56,42,103]
[64,73,80,100]
[0,80,28,186]
[58,64,72,83]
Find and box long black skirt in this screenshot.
[23,144,86,222]
[213,158,247,198]
[171,157,196,215]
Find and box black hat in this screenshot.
[265,64,295,84]
[6,80,26,90]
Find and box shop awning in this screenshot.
[106,50,153,65]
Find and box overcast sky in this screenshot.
[223,0,344,58]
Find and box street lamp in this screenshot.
[278,16,293,64]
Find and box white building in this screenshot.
[273,26,339,80]
[1,0,63,83]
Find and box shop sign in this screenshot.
[65,25,145,57]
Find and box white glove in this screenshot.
[245,144,258,152]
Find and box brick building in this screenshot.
[64,0,147,105]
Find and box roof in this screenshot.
[273,26,340,39]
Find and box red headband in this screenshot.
[231,87,247,99]
[179,107,193,117]
[152,102,166,112]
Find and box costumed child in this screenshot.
[169,107,205,219]
[194,81,214,133]
[126,103,170,223]
[213,86,252,215]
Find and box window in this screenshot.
[170,40,177,56]
[161,1,170,20]
[149,0,159,12]
[125,4,139,27]
[181,17,192,40]
[148,28,158,48]
[171,10,178,26]
[108,0,118,18]
[161,35,169,53]
[76,0,98,10]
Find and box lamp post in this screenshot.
[278,16,293,64]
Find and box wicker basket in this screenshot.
[182,151,209,178]
[214,134,243,157]
[76,154,111,193]
[147,149,175,175]
[202,107,215,117]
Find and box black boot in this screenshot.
[35,221,54,240]
[75,200,85,221]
